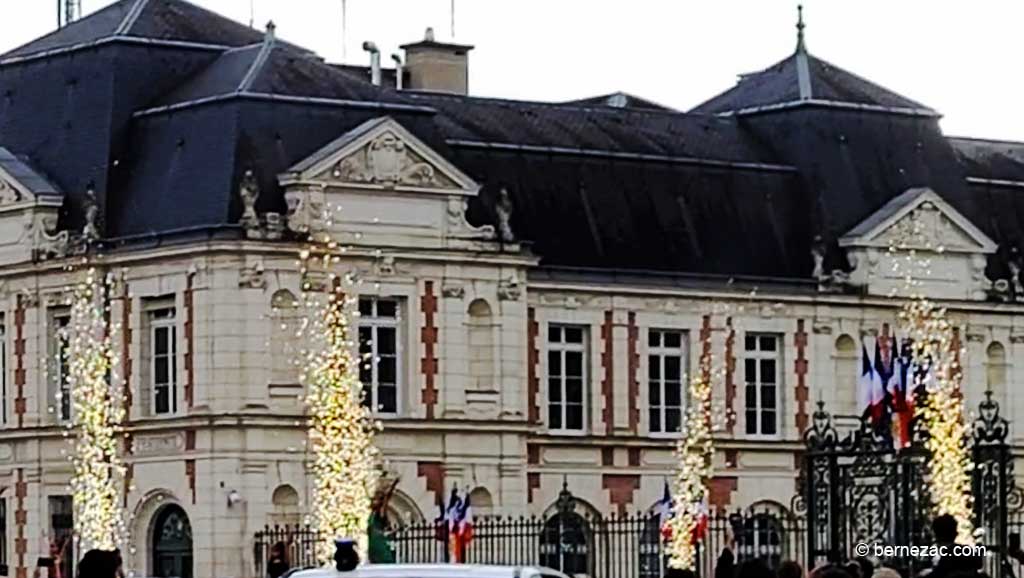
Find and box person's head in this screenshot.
[779,560,805,578]
[933,514,958,544]
[271,542,287,559]
[844,561,863,578]
[811,565,854,578]
[855,557,874,578]
[873,567,903,578]
[78,549,122,578]
[737,559,775,578]
[666,568,698,578]
[334,539,360,572]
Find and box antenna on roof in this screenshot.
[450,0,456,38]
[57,0,81,29]
[249,0,255,28]
[341,0,348,61]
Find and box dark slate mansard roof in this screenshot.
[1,0,1022,288]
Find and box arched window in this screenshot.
[733,502,789,568]
[152,505,193,578]
[987,342,1008,408]
[271,484,301,527]
[269,289,301,389]
[467,299,495,390]
[834,335,858,418]
[468,487,494,517]
[540,510,591,576]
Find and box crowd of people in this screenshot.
[666,515,989,578]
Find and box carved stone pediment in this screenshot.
[839,187,996,300]
[279,116,478,196]
[840,188,995,254]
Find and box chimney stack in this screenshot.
[400,27,474,95]
[390,54,404,90]
[362,41,381,86]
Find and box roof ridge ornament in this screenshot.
[794,4,813,100]
[795,4,806,53]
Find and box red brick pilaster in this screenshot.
[527,444,540,465]
[700,315,712,383]
[601,311,614,435]
[527,473,540,504]
[708,476,738,511]
[121,285,133,415]
[602,474,640,515]
[527,308,540,424]
[184,273,195,409]
[185,460,196,504]
[420,281,439,419]
[14,296,26,428]
[417,461,445,507]
[627,312,639,433]
[794,319,809,433]
[15,468,26,578]
[725,318,736,434]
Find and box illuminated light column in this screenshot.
[300,227,382,563]
[666,342,716,570]
[67,267,127,551]
[890,214,975,543]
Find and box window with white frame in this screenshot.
[547,324,587,432]
[358,297,400,415]
[53,313,71,422]
[149,307,178,415]
[744,334,781,436]
[648,329,687,434]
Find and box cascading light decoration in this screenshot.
[665,347,715,570]
[300,221,382,564]
[890,212,975,544]
[66,267,128,551]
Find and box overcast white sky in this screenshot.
[2,1,1022,141]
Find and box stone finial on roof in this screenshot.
[796,5,806,53]
[265,20,276,41]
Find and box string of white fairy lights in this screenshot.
[299,213,382,563]
[889,212,975,543]
[63,265,128,551]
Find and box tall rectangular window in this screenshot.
[0,317,6,426]
[48,496,73,578]
[744,334,781,436]
[149,307,177,415]
[547,324,587,432]
[648,329,687,434]
[53,314,71,422]
[0,496,7,576]
[358,297,400,415]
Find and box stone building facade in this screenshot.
[0,2,1023,578]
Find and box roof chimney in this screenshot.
[362,41,381,86]
[400,27,473,95]
[391,53,404,90]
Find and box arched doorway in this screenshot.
[152,505,193,578]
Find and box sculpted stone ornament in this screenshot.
[82,188,100,243]
[498,273,522,301]
[330,132,450,189]
[239,170,261,235]
[811,235,826,280]
[0,178,19,204]
[31,214,69,260]
[1009,248,1024,300]
[239,262,266,289]
[446,196,495,240]
[285,186,327,234]
[441,284,465,299]
[496,188,515,243]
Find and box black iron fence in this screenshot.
[254,504,806,578]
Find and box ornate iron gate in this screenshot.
[800,393,1021,578]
